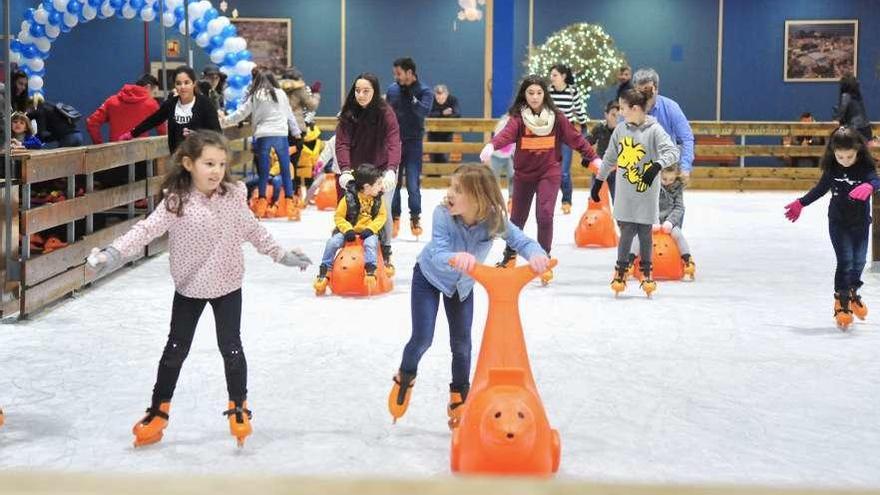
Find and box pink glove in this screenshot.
[784,199,803,222]
[849,183,874,201]
[313,160,324,177]
[450,252,477,273]
[652,224,661,232]
[479,143,494,163]
[118,131,134,141]
[662,221,673,233]
[528,254,550,275]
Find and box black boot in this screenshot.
[447,383,470,429]
[640,261,657,296]
[496,246,517,268]
[381,245,395,277]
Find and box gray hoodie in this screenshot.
[598,116,680,224]
[659,178,685,226]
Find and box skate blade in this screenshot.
[133,432,163,447]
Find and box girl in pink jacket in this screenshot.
[88,130,312,448]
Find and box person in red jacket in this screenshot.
[87,74,167,144]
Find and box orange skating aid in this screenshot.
[449,259,561,476]
[328,239,393,297]
[574,179,617,248]
[388,371,416,423]
[315,173,338,211]
[834,293,854,331]
[850,288,868,320]
[132,402,170,447]
[633,232,685,281]
[0,407,5,428]
[224,400,252,447]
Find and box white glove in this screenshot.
[279,248,313,270]
[87,246,122,277]
[339,170,354,188]
[662,221,674,233]
[382,170,397,192]
[479,143,495,163]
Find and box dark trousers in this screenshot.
[829,220,869,292]
[152,289,247,404]
[392,139,424,219]
[509,174,561,253]
[400,264,474,390]
[428,132,453,163]
[618,221,652,267]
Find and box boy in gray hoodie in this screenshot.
[591,88,679,296]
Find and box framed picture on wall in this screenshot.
[230,17,292,75]
[784,20,858,82]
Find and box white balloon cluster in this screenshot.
[11,0,253,107]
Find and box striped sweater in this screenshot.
[549,85,588,125]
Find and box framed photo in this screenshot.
[784,20,858,82]
[230,17,292,74]
[165,39,181,59]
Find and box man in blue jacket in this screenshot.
[387,57,433,237]
[632,68,695,183]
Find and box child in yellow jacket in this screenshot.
[315,163,387,287]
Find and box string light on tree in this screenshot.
[528,23,627,105]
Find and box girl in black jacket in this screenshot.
[122,66,222,152]
[834,75,872,142]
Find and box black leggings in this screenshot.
[151,289,246,404]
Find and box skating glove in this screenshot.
[118,131,133,141]
[344,230,357,242]
[590,176,604,203]
[662,221,674,233]
[339,171,354,189]
[849,182,874,201]
[527,254,551,275]
[652,224,662,232]
[784,199,803,222]
[450,252,477,273]
[640,162,660,187]
[479,143,494,163]
[86,246,123,278]
[382,170,397,192]
[279,248,313,270]
[360,228,374,240]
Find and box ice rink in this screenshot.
[1,188,879,487]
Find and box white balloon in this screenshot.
[9,51,21,64]
[195,31,210,47]
[165,0,182,9]
[53,0,68,12]
[33,36,51,52]
[234,60,254,77]
[162,11,175,27]
[45,23,61,37]
[121,5,136,18]
[178,20,189,35]
[206,16,228,36]
[101,2,115,17]
[187,1,207,20]
[81,4,97,20]
[20,20,31,34]
[26,57,45,72]
[63,12,79,28]
[223,86,242,101]
[140,7,155,22]
[34,7,50,24]
[222,36,246,53]
[19,31,33,44]
[28,75,44,91]
[219,64,233,75]
[209,48,226,64]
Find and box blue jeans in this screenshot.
[254,136,293,198]
[320,232,378,268]
[829,220,869,292]
[400,264,473,389]
[392,139,423,219]
[560,143,573,204]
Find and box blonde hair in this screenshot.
[450,164,508,237]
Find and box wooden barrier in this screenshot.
[1,126,253,318]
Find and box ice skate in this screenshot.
[447,385,469,430]
[314,265,330,296]
[410,216,423,238]
[611,262,628,296]
[252,197,268,219]
[540,269,553,286]
[364,263,378,294]
[392,218,400,239]
[834,292,854,330]
[561,202,572,215]
[850,288,868,320]
[682,254,696,280]
[381,246,395,278]
[223,400,252,447]
[640,261,657,298]
[496,246,517,268]
[132,401,170,447]
[0,407,5,428]
[387,370,416,424]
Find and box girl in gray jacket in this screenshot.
[591,88,679,296]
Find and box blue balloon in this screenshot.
[209,34,225,49]
[24,8,36,21]
[22,44,39,59]
[193,18,206,32]
[236,49,251,62]
[109,0,123,8]
[203,8,218,21]
[48,10,63,25]
[10,39,23,52]
[129,0,144,9]
[88,0,101,6]
[60,21,72,32]
[227,75,246,89]
[223,52,238,67]
[42,0,54,11]
[67,0,82,14]
[29,22,46,39]
[220,24,236,38]
[152,2,160,13]
[173,6,184,21]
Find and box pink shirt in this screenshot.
[110,181,286,299]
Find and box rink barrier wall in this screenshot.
[1,471,879,495]
[2,125,253,319]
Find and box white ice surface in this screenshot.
[1,189,879,487]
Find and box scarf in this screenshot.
[520,106,555,136]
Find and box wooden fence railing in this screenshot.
[1,125,252,318]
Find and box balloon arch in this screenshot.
[8,0,255,111]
